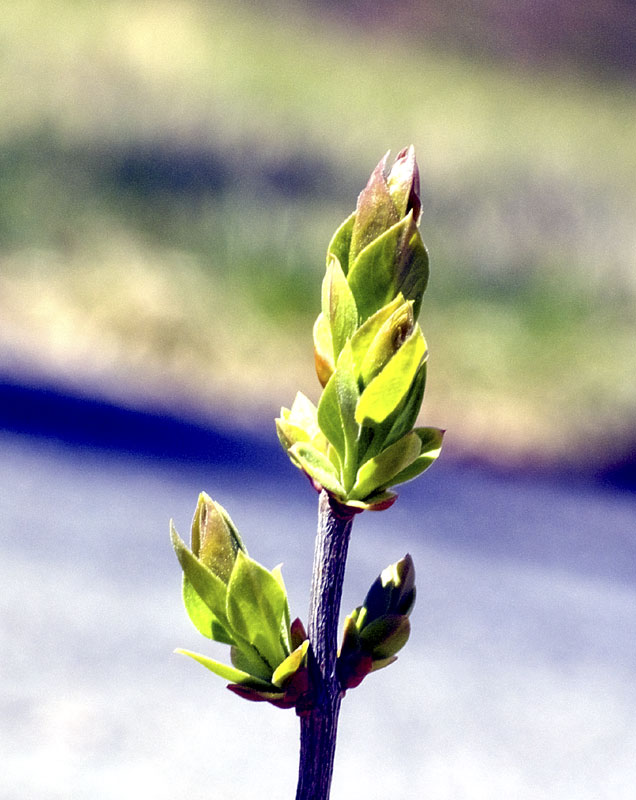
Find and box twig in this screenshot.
[295,490,355,800]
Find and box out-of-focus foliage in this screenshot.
[1,0,635,467]
[302,0,636,79]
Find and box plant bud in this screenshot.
[280,148,443,511]
[192,492,245,584]
[337,555,416,690]
[328,147,428,324]
[386,145,421,222]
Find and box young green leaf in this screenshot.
[326,211,355,275]
[351,431,421,500]
[289,392,322,437]
[359,615,411,660]
[230,643,275,681]
[170,522,230,629]
[271,563,292,653]
[350,295,405,378]
[276,418,312,451]
[271,640,309,688]
[355,326,427,426]
[348,213,425,323]
[393,223,429,320]
[380,361,427,449]
[226,551,288,670]
[288,442,345,497]
[175,648,273,689]
[334,342,361,492]
[359,301,414,387]
[385,427,444,487]
[323,255,358,359]
[317,373,346,463]
[182,576,234,644]
[313,312,335,387]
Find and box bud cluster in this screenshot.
[277,147,443,511]
[337,555,416,690]
[170,493,309,708]
[171,149,440,712]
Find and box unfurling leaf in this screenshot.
[175,648,273,689]
[226,550,289,670]
[170,521,230,632]
[351,432,422,500]
[288,442,345,497]
[355,326,427,426]
[323,255,358,360]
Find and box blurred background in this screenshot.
[2,0,635,471]
[2,1,636,798]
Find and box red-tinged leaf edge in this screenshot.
[227,664,311,710]
[338,652,374,691]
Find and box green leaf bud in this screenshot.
[386,145,421,222]
[171,494,311,710]
[337,555,416,689]
[192,492,246,584]
[359,614,411,660]
[361,554,416,624]
[349,152,401,265]
[344,148,428,322]
[279,147,442,510]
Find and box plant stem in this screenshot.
[295,490,355,800]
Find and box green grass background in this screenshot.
[1,0,635,469]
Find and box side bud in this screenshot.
[170,494,310,710]
[337,554,416,691]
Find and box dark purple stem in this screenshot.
[295,491,355,800]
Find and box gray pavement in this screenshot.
[2,430,636,799]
